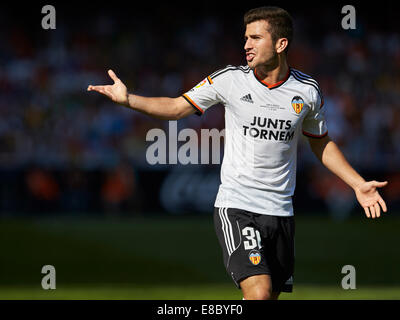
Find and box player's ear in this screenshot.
[276,38,289,54]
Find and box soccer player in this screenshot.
[87,6,388,300]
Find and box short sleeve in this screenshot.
[182,68,230,116]
[302,87,328,138]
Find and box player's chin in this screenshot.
[246,60,256,70]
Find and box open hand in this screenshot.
[87,70,129,106]
[355,181,388,218]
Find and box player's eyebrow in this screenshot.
[244,34,262,40]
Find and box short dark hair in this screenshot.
[244,6,293,53]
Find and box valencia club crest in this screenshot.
[249,250,261,265]
[291,96,304,114]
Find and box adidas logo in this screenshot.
[240,93,254,104]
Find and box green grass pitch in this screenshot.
[0,214,399,299]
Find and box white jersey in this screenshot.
[182,65,328,216]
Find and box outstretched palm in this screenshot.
[355,180,388,218]
[87,70,128,106]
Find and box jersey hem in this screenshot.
[214,202,294,217]
[302,130,328,138]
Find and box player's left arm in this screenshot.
[307,135,388,219]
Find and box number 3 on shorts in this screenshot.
[242,226,262,250]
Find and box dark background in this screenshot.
[0,2,399,296]
[1,2,399,218]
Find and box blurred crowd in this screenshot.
[0,6,399,215]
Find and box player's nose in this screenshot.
[244,39,252,51]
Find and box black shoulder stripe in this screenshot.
[238,66,251,73]
[290,68,313,78]
[290,70,321,91]
[210,65,250,80]
[291,69,319,86]
[291,72,323,102]
[209,65,234,78]
[211,67,237,79]
[290,69,324,106]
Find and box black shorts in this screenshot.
[213,207,295,293]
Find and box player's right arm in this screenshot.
[87,69,196,120]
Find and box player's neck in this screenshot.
[255,60,289,86]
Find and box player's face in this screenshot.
[244,20,278,69]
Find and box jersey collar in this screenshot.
[253,67,291,89]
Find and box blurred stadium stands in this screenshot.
[0,3,399,218]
